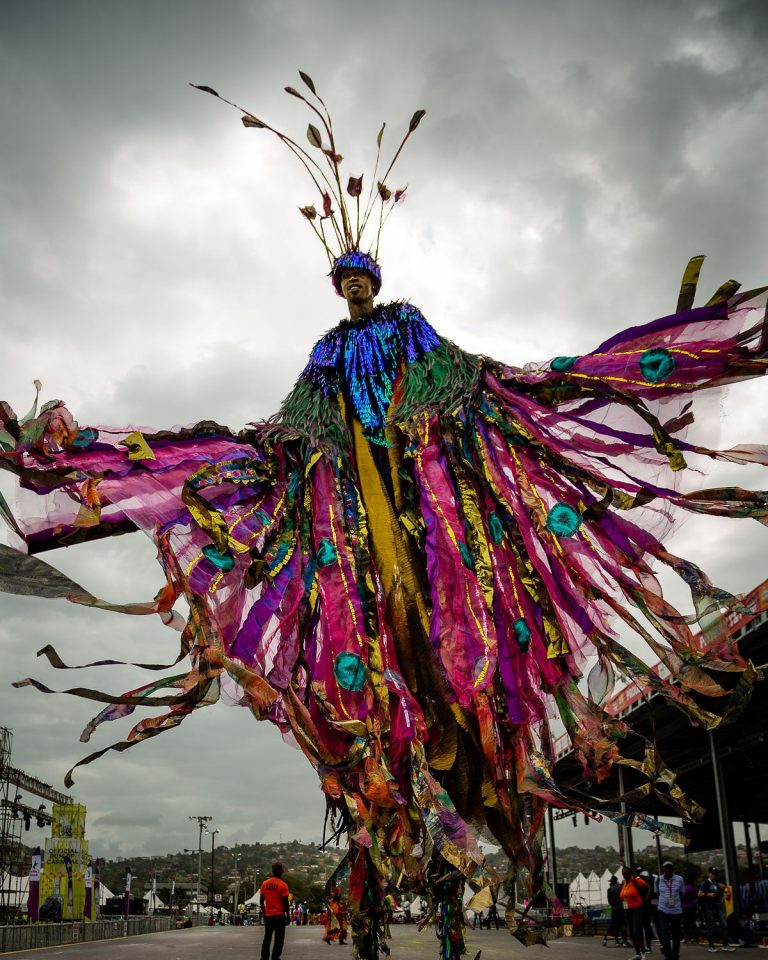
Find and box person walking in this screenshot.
[259,862,290,960]
[681,877,698,943]
[621,866,650,960]
[656,862,684,960]
[698,867,735,953]
[606,876,627,946]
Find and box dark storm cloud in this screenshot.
[2,0,767,855]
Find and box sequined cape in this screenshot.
[2,272,768,931]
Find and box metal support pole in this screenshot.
[233,844,241,918]
[189,815,212,910]
[756,823,765,882]
[744,822,755,895]
[655,833,663,875]
[547,805,558,891]
[708,731,740,912]
[617,765,634,867]
[210,829,218,907]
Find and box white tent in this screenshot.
[144,889,166,910]
[569,870,605,907]
[97,882,115,904]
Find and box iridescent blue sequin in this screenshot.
[301,303,441,444]
[331,251,382,294]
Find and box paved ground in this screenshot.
[3,926,754,959]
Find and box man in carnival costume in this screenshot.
[1,72,767,960]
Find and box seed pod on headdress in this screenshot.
[191,72,425,296]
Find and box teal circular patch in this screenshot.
[202,545,235,571]
[72,427,99,449]
[545,502,582,538]
[638,347,676,384]
[551,355,579,373]
[513,618,531,652]
[334,651,367,692]
[488,512,504,545]
[458,541,474,570]
[317,538,338,568]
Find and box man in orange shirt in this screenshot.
[259,862,290,960]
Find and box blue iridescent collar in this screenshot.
[300,302,441,444]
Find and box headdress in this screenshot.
[191,72,425,295]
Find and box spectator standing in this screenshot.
[698,867,735,953]
[656,862,684,960]
[621,866,649,960]
[606,875,627,946]
[680,878,698,943]
[259,862,290,960]
[638,868,656,952]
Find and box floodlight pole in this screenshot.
[189,815,212,908]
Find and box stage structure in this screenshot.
[0,726,95,921]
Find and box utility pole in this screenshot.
[189,815,212,910]
[207,828,219,910]
[232,843,241,918]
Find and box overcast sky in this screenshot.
[2,0,767,864]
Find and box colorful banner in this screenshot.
[94,859,101,918]
[124,866,132,920]
[84,859,93,921]
[64,855,74,919]
[724,884,734,918]
[28,848,41,921]
[51,803,87,839]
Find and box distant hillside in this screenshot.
[15,836,754,911]
[92,839,344,911]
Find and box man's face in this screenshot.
[663,865,673,878]
[339,268,374,304]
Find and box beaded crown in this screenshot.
[192,71,425,294]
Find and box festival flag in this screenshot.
[124,865,132,920]
[28,847,41,921]
[84,858,93,921]
[94,858,101,918]
[63,855,74,919]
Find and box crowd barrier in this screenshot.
[0,916,173,953]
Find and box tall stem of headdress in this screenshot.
[361,123,386,240]
[192,77,425,265]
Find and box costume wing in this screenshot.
[1,262,767,924]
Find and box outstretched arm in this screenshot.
[1,394,257,554]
